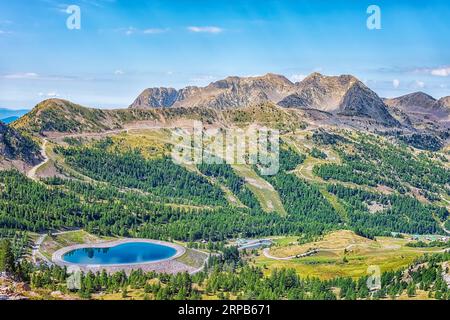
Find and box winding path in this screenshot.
[27,139,49,181]
[31,229,82,266]
[262,243,400,261]
[31,234,52,265]
[262,247,319,261]
[263,242,449,261]
[442,222,450,235]
[439,197,450,235]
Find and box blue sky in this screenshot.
[1,0,450,109]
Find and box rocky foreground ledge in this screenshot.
[0,274,28,300]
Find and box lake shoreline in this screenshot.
[52,238,188,274]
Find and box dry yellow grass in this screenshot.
[110,130,171,159]
[232,164,286,215]
[269,230,374,258]
[253,231,446,280]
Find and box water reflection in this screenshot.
[62,242,176,265]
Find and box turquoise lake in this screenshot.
[62,242,177,265]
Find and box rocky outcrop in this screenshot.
[279,73,399,126]
[385,92,450,129]
[130,73,296,109]
[0,122,42,165]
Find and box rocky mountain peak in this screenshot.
[130,73,296,110]
[436,96,450,110]
[302,72,324,82]
[278,73,397,125]
[130,72,400,126]
[385,92,437,110]
[384,92,450,130]
[338,81,399,126]
[130,87,179,109]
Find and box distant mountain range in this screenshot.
[130,73,295,110]
[0,70,449,170]
[132,72,450,127]
[384,92,450,130]
[5,72,450,147]
[0,108,29,122]
[0,116,20,124]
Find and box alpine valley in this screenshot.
[1,72,450,301]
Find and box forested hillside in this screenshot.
[1,127,447,243]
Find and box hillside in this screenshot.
[0,122,43,168]
[12,99,224,135]
[12,99,125,134]
[222,103,306,130]
[2,103,450,301]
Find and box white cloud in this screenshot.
[114,70,124,75]
[393,79,400,88]
[124,27,136,36]
[4,72,39,79]
[143,28,168,34]
[431,67,450,77]
[49,0,114,12]
[411,80,425,89]
[187,26,223,34]
[38,92,60,98]
[80,0,116,8]
[414,66,450,77]
[290,74,306,83]
[2,73,76,81]
[119,27,168,36]
[190,75,217,83]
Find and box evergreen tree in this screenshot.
[0,239,16,274]
[407,282,416,297]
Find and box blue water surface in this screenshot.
[62,242,177,265]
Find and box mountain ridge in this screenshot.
[11,98,225,134]
[131,72,400,126]
[0,116,20,124]
[8,73,450,139]
[130,73,296,110]
[384,92,450,130]
[278,73,399,126]
[0,108,29,121]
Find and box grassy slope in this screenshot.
[232,164,287,215]
[253,230,448,280]
[39,230,108,260]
